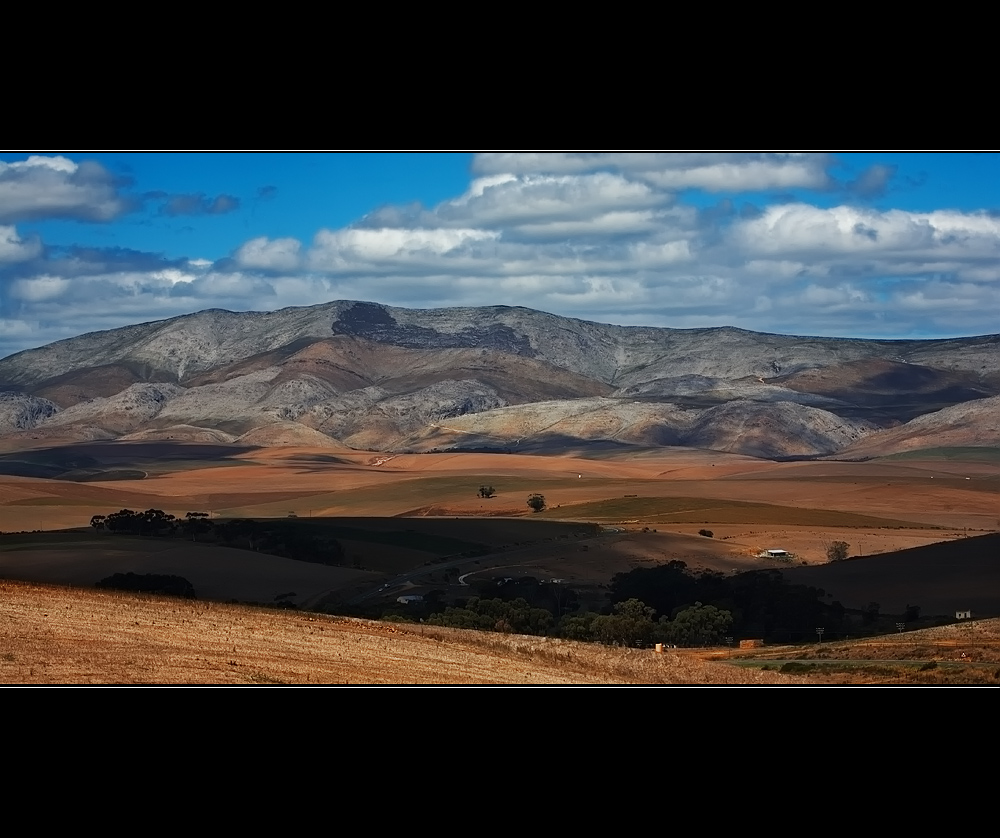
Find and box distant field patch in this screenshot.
[237,475,621,516]
[540,496,929,528]
[61,469,147,482]
[9,497,103,507]
[878,447,1000,463]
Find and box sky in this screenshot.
[1,151,999,358]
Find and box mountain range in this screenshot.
[1,300,998,459]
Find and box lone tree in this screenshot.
[478,485,496,498]
[826,541,849,562]
[527,493,546,513]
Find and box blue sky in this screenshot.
[1,151,998,357]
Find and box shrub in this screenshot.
[826,541,849,561]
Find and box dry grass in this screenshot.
[710,618,1000,684]
[0,580,796,685]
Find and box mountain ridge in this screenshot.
[2,300,998,459]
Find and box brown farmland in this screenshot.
[1,440,999,683]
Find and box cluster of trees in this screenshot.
[416,591,732,647]
[562,599,733,646]
[608,560,873,642]
[386,561,920,647]
[89,510,345,566]
[91,509,180,537]
[428,597,556,635]
[382,575,735,647]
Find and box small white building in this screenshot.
[397,595,424,604]
[760,549,790,559]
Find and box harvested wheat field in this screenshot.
[0,580,797,685]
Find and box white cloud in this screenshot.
[436,172,663,228]
[10,275,71,301]
[473,152,833,192]
[629,239,694,267]
[0,225,42,263]
[640,160,829,192]
[306,227,498,272]
[0,155,78,175]
[510,210,662,238]
[234,236,303,272]
[149,268,197,285]
[0,317,36,337]
[0,154,129,223]
[734,204,1000,263]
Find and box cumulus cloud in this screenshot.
[732,204,1000,268]
[0,155,131,223]
[306,227,499,273]
[0,226,42,263]
[436,172,664,227]
[10,275,71,302]
[234,236,303,272]
[4,152,1000,358]
[474,152,833,192]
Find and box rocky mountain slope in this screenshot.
[1,300,997,459]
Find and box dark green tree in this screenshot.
[591,599,657,647]
[662,601,733,647]
[527,494,546,513]
[182,511,213,541]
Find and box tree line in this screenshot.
[381,561,924,646]
[89,509,345,566]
